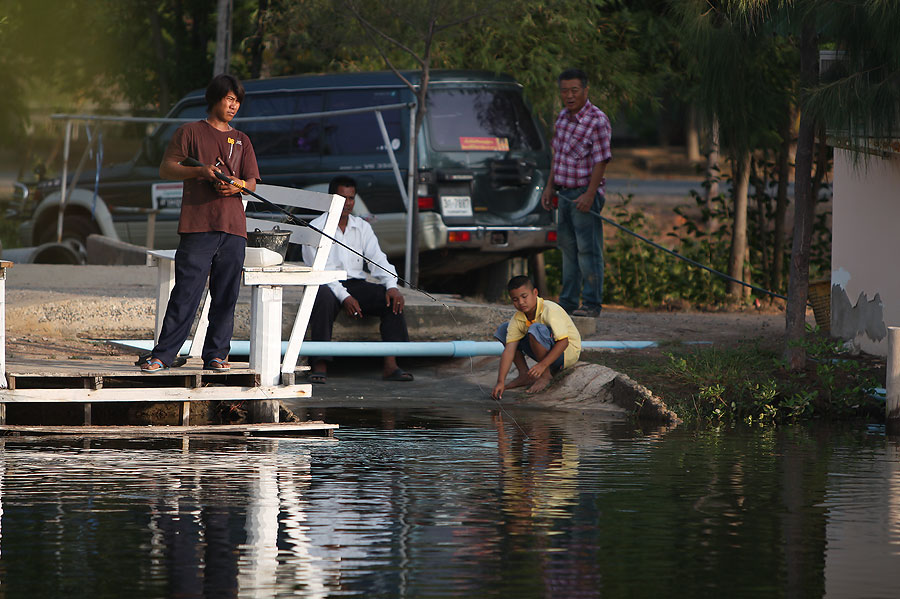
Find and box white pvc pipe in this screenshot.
[113,339,674,358]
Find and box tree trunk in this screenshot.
[686,104,702,162]
[773,108,793,292]
[148,7,170,111]
[705,117,721,200]
[248,0,269,79]
[727,152,751,298]
[784,20,819,370]
[755,157,771,290]
[213,0,232,76]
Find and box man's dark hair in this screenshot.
[507,275,535,292]
[558,68,588,88]
[206,74,245,112]
[329,175,358,194]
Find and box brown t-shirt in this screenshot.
[162,120,260,237]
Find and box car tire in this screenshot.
[37,214,100,264]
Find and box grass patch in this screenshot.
[584,331,884,424]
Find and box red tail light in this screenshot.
[448,231,471,243]
[552,194,559,208]
[418,196,435,211]
[546,231,557,243]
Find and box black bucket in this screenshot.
[247,226,292,259]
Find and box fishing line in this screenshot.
[181,156,453,308]
[557,193,788,301]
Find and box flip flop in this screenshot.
[383,368,414,382]
[140,357,168,374]
[308,372,327,384]
[204,357,231,371]
[134,353,187,367]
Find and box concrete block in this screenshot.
[86,235,148,266]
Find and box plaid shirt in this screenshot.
[550,100,612,190]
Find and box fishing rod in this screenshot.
[180,156,441,302]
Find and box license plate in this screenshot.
[151,182,183,210]
[440,195,472,217]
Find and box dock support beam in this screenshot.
[249,285,281,423]
[887,327,900,434]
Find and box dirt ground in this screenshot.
[3,287,797,366]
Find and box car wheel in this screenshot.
[37,214,99,264]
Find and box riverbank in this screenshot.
[3,263,860,423]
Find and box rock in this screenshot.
[506,362,681,424]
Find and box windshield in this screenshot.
[426,88,542,152]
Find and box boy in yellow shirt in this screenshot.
[492,275,582,399]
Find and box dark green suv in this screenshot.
[17,70,554,283]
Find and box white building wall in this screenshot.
[831,148,900,356]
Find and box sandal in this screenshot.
[205,357,231,371]
[140,357,168,374]
[383,368,414,382]
[308,372,327,384]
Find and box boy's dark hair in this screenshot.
[329,175,358,194]
[206,74,245,112]
[507,275,535,292]
[558,68,588,88]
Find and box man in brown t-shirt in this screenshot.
[141,74,260,373]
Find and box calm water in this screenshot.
[1,408,899,598]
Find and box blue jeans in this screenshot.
[556,186,605,313]
[152,232,246,365]
[494,321,565,372]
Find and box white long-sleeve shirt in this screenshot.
[301,213,399,304]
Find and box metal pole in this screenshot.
[374,111,409,209]
[57,120,73,243]
[887,327,900,423]
[404,105,417,287]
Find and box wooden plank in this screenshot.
[0,384,312,403]
[181,401,190,426]
[0,421,338,436]
[5,367,257,378]
[242,269,346,286]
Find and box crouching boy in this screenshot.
[491,275,582,399]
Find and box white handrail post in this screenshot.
[0,262,8,391]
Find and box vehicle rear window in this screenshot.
[240,91,323,157]
[323,89,404,156]
[153,102,207,155]
[426,88,542,152]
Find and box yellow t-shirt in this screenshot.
[505,297,582,368]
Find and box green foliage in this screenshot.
[806,0,900,147]
[601,195,729,307]
[663,336,880,424]
[585,159,833,309]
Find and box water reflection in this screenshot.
[0,413,898,598]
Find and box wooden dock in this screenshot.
[0,356,336,436]
[0,187,348,438]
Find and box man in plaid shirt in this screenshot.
[540,68,612,317]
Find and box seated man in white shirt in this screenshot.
[302,175,413,384]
